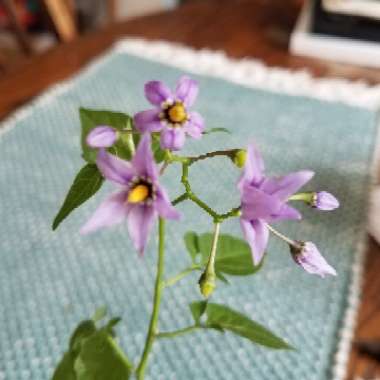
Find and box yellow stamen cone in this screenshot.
[128,184,149,203]
[168,104,187,123]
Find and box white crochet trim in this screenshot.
[0,37,376,380]
[114,38,380,109]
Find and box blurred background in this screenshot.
[0,0,178,70]
[3,0,380,75]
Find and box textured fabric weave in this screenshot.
[0,40,378,380]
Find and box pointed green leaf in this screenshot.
[184,232,262,276]
[92,306,107,323]
[52,164,104,230]
[52,351,77,380]
[200,234,262,276]
[74,329,133,380]
[53,314,132,380]
[184,231,200,263]
[152,134,166,163]
[80,108,133,163]
[203,127,231,135]
[105,317,122,337]
[189,301,208,325]
[215,271,229,284]
[69,320,97,353]
[204,303,292,349]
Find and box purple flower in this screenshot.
[239,143,314,265]
[313,191,339,211]
[86,126,117,148]
[80,134,180,254]
[291,241,337,277]
[133,76,204,151]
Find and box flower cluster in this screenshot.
[82,76,339,278]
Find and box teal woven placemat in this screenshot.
[1,39,379,380]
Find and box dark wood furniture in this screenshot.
[0,1,379,378]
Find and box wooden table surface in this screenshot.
[1,1,379,378]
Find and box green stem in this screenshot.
[180,163,240,222]
[288,192,314,203]
[164,265,201,288]
[136,218,166,380]
[156,325,203,339]
[172,193,189,206]
[167,149,239,166]
[205,222,220,274]
[187,149,239,165]
[124,120,135,155]
[181,163,220,221]
[217,206,241,220]
[265,223,298,247]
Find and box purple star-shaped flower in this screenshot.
[133,76,205,151]
[81,134,180,254]
[239,143,314,265]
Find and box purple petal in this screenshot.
[86,126,117,148]
[133,109,163,133]
[241,185,283,220]
[184,112,204,139]
[80,191,129,234]
[97,149,135,185]
[155,186,181,220]
[127,204,156,254]
[269,204,302,222]
[292,242,337,277]
[160,127,186,151]
[261,171,314,201]
[315,191,340,211]
[238,143,265,189]
[175,76,199,107]
[144,80,173,106]
[240,219,269,265]
[131,133,158,180]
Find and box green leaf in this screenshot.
[190,302,292,350]
[92,306,107,323]
[74,329,133,380]
[203,127,231,135]
[69,320,97,353]
[52,164,104,230]
[199,234,262,276]
[190,300,208,324]
[184,231,200,263]
[184,232,262,276]
[152,133,166,163]
[80,108,133,163]
[52,351,77,380]
[105,317,122,337]
[52,314,132,380]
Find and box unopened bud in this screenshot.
[198,270,216,298]
[86,126,117,148]
[232,149,247,168]
[290,241,336,278]
[312,191,339,211]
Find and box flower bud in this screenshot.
[86,126,117,148]
[290,241,336,278]
[232,149,247,168]
[312,191,339,211]
[198,270,216,298]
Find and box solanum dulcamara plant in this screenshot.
[51,76,339,380]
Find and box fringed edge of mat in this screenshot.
[1,37,377,380]
[114,38,380,109]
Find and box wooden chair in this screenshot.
[42,0,78,43]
